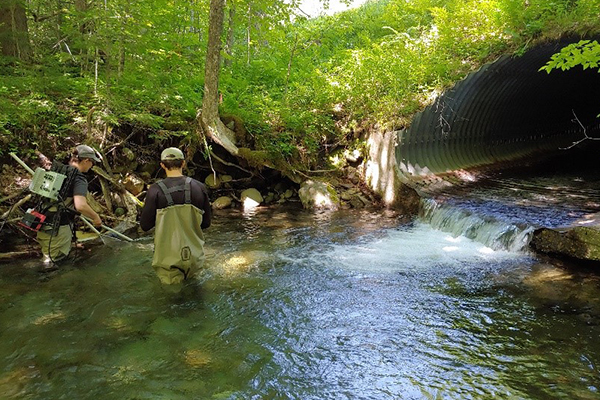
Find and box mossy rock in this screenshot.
[122,173,145,196]
[237,148,272,169]
[212,196,232,209]
[205,174,221,189]
[122,147,136,161]
[241,188,263,205]
[298,180,340,210]
[531,226,600,261]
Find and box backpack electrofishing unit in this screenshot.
[19,161,79,235]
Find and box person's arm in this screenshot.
[199,184,211,230]
[73,195,102,226]
[72,173,102,226]
[140,185,159,231]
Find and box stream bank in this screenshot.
[3,126,600,268]
[0,125,406,260]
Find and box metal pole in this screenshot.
[9,152,35,175]
[79,215,103,236]
[80,216,134,242]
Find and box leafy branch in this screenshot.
[539,40,600,73]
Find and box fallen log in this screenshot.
[92,166,144,209]
[1,194,31,220]
[0,248,41,261]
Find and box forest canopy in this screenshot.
[1,0,599,168]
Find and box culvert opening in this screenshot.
[397,36,600,188]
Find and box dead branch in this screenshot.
[105,130,139,156]
[91,166,143,222]
[561,110,600,150]
[0,249,41,261]
[35,151,53,169]
[0,189,27,204]
[1,194,31,220]
[99,177,114,215]
[86,106,96,137]
[203,134,218,183]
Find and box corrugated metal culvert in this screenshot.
[396,36,600,188]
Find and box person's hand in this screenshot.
[93,216,102,227]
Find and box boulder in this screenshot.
[530,226,600,262]
[350,197,364,209]
[298,180,340,210]
[122,147,136,161]
[212,196,233,210]
[122,173,145,196]
[205,174,221,189]
[283,189,294,199]
[264,192,276,204]
[241,188,263,205]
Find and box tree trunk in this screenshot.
[199,0,238,156]
[224,4,235,67]
[246,4,251,65]
[0,0,31,60]
[284,33,299,103]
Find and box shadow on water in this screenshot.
[1,205,600,399]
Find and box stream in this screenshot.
[1,169,600,399]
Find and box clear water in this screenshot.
[420,168,600,252]
[2,181,600,399]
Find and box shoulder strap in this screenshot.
[157,180,174,206]
[51,161,79,201]
[157,177,193,206]
[184,177,192,204]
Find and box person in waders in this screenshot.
[37,145,103,265]
[140,147,212,285]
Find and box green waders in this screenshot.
[153,177,205,285]
[36,198,75,262]
[37,224,72,261]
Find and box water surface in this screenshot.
[1,205,600,399]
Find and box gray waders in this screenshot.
[153,177,205,284]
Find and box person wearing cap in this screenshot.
[37,144,103,263]
[140,147,212,285]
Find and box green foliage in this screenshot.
[1,0,600,168]
[540,40,600,73]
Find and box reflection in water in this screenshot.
[0,206,599,399]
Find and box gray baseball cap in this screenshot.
[161,147,185,161]
[76,145,102,162]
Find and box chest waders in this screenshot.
[153,177,205,285]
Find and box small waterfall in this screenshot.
[419,198,535,253]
